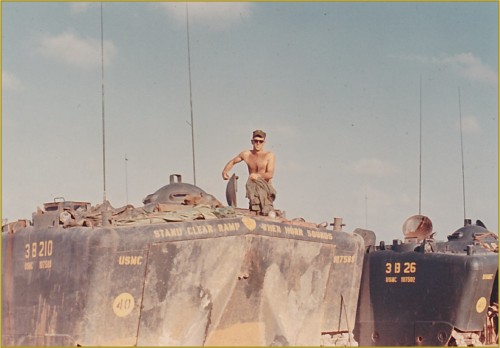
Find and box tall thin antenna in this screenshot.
[185,3,197,186]
[458,87,467,221]
[125,154,129,204]
[100,2,107,202]
[418,76,423,214]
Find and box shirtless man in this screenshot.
[222,129,276,215]
[222,129,275,182]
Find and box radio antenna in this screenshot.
[100,2,107,202]
[185,3,197,186]
[418,76,423,214]
[124,154,129,204]
[458,87,467,221]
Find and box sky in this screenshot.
[2,1,498,243]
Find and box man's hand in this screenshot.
[222,171,230,180]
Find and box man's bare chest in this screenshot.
[246,153,268,169]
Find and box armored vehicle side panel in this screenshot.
[2,216,365,346]
[354,223,498,346]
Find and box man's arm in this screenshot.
[261,152,275,181]
[222,152,245,180]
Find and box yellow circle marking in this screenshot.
[113,292,135,317]
[475,297,487,313]
[242,217,257,231]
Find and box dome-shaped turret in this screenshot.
[142,174,207,205]
[402,214,433,240]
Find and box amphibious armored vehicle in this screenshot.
[2,175,367,346]
[354,215,498,346]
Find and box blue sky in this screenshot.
[2,2,498,242]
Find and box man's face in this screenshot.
[252,137,265,150]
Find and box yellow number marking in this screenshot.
[113,293,135,317]
[476,297,487,313]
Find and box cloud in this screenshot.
[156,2,253,28]
[457,115,481,134]
[441,53,497,86]
[398,53,497,86]
[38,30,117,70]
[351,158,401,177]
[70,3,93,15]
[2,71,23,92]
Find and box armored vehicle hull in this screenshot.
[4,175,497,346]
[354,221,498,346]
[2,180,366,346]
